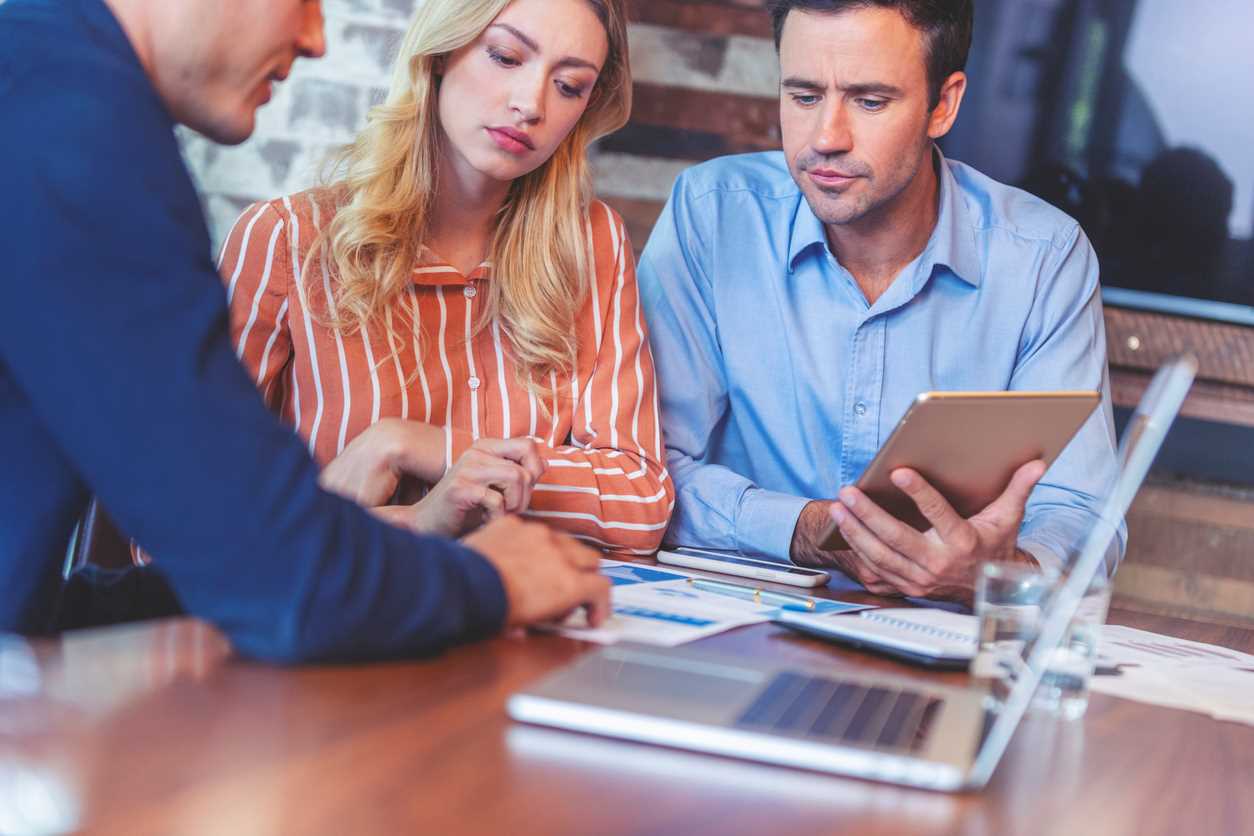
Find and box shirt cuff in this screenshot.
[734,488,811,563]
[1018,540,1065,578]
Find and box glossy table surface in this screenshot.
[3,564,1252,836]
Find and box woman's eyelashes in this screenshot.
[487,46,520,68]
[556,79,587,99]
[487,46,590,100]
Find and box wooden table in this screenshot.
[3,569,1252,836]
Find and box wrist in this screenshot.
[388,421,445,483]
[790,500,831,565]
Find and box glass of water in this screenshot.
[1034,572,1111,719]
[973,561,1111,719]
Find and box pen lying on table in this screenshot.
[687,577,818,611]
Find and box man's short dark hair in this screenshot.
[767,0,973,109]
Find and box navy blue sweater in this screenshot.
[0,0,507,660]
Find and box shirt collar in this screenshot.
[924,147,982,288]
[411,247,492,286]
[786,147,982,288]
[787,189,829,271]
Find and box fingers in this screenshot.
[838,486,928,558]
[479,484,506,520]
[466,518,611,629]
[533,529,607,624]
[888,468,965,541]
[455,456,533,512]
[453,441,548,512]
[558,533,611,626]
[559,535,602,571]
[830,502,935,596]
[984,459,1047,523]
[580,574,613,627]
[472,437,546,484]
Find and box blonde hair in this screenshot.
[311,0,631,388]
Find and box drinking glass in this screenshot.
[973,561,1111,719]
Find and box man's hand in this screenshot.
[827,460,1047,602]
[318,419,446,506]
[376,437,547,538]
[464,516,611,628]
[790,500,902,596]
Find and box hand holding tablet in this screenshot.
[816,391,1099,601]
[820,390,1099,552]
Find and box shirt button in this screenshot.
[463,285,477,299]
[854,402,868,416]
[468,377,481,391]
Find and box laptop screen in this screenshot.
[968,356,1198,785]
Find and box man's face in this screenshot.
[778,7,950,229]
[152,0,326,145]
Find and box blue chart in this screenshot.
[602,564,688,587]
[614,606,716,628]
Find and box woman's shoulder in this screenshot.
[220,187,347,293]
[240,186,344,234]
[585,198,635,272]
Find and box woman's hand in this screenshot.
[318,419,446,506]
[375,437,547,538]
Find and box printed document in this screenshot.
[551,560,870,646]
[1090,624,1254,726]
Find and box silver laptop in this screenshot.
[507,357,1197,792]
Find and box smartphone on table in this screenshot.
[656,546,830,588]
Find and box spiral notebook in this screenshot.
[775,607,979,669]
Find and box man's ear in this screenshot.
[927,71,967,140]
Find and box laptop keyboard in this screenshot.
[734,672,942,752]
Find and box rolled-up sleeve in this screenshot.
[1012,224,1125,577]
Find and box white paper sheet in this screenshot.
[1090,624,1254,726]
[549,560,870,647]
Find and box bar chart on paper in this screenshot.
[601,563,690,587]
[550,560,775,646]
[611,606,717,628]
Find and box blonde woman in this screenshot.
[217,0,672,553]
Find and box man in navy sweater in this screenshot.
[0,0,611,661]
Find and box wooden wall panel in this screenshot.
[593,4,780,227]
[1105,307,1254,387]
[626,0,773,38]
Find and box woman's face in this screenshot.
[436,0,609,187]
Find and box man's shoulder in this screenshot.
[0,0,145,95]
[946,158,1082,251]
[0,1,60,92]
[674,152,800,204]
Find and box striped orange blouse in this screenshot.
[217,189,674,554]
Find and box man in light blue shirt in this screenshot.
[638,0,1123,601]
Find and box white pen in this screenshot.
[687,577,817,611]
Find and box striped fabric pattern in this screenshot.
[218,190,673,555]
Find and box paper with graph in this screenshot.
[1089,624,1254,726]
[549,560,869,647]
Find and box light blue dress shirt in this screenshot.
[638,150,1124,583]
